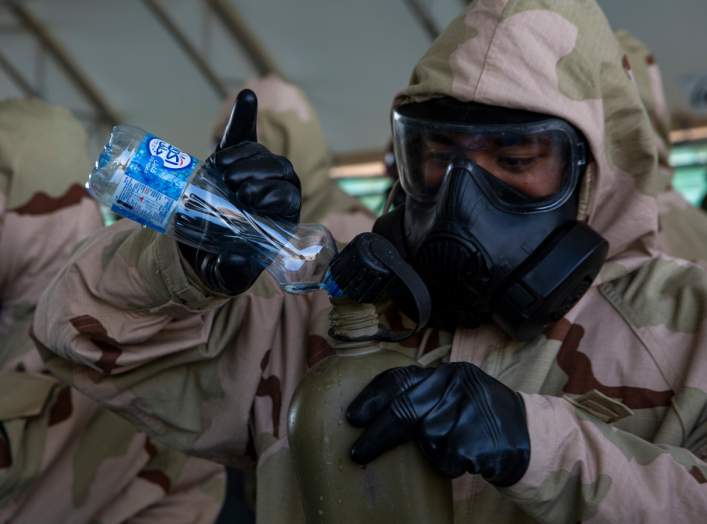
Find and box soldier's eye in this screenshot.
[497,156,537,172]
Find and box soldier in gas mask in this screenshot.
[34,1,707,522]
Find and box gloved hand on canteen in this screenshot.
[178,89,302,295]
[347,362,531,486]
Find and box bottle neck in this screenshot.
[329,299,381,352]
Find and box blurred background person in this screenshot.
[0,98,225,523]
[382,139,405,210]
[617,30,707,266]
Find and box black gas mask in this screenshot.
[374,98,608,341]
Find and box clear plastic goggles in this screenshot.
[392,109,587,212]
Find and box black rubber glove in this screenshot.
[179,89,301,295]
[346,362,530,486]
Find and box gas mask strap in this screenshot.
[325,232,431,343]
[577,162,594,221]
[383,179,401,214]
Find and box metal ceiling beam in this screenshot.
[204,0,284,78]
[142,0,228,98]
[0,50,38,97]
[403,0,441,40]
[7,2,119,124]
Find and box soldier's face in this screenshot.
[420,133,567,199]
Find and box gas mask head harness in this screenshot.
[374,97,609,341]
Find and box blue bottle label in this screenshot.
[110,134,199,233]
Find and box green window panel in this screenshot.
[671,142,707,207]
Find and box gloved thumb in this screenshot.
[218,89,258,150]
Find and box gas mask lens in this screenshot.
[393,107,586,210]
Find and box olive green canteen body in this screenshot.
[288,339,453,524]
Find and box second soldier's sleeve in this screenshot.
[32,219,319,466]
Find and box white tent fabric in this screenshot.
[0,0,705,160]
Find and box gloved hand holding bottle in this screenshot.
[178,89,302,295]
[88,89,338,296]
[347,362,531,486]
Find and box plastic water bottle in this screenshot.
[88,125,339,294]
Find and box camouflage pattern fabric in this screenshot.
[616,30,707,267]
[0,98,225,523]
[34,1,707,523]
[214,76,374,242]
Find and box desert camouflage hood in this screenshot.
[0,98,91,215]
[616,30,673,190]
[395,0,660,268]
[216,76,365,224]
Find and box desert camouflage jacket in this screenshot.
[0,99,224,523]
[34,1,707,523]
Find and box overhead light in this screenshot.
[330,161,386,178]
[671,126,707,143]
